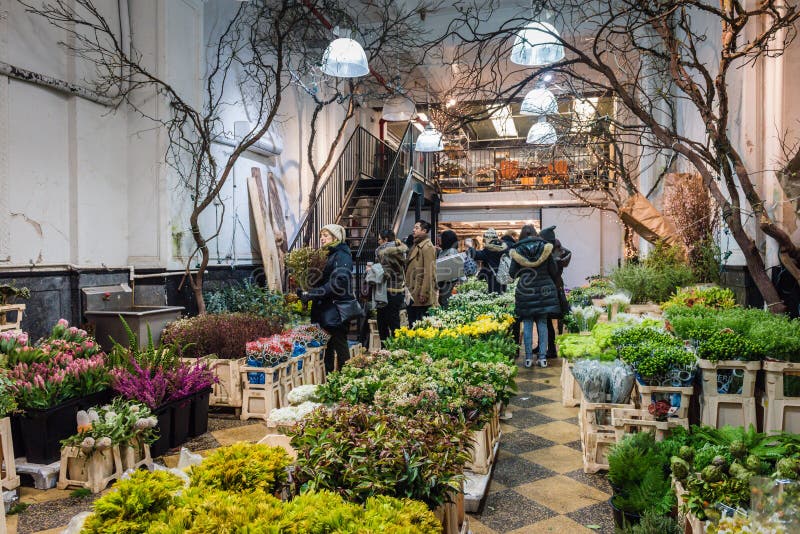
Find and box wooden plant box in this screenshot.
[58,445,123,493]
[464,424,495,475]
[579,398,633,473]
[196,357,245,409]
[637,383,694,419]
[304,346,327,386]
[763,360,800,434]
[0,304,25,333]
[368,319,381,352]
[120,437,152,472]
[560,361,582,407]
[0,417,19,490]
[698,359,760,429]
[239,363,285,421]
[488,403,501,448]
[627,303,662,316]
[433,486,467,534]
[611,408,688,442]
[673,477,708,534]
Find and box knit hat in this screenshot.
[321,224,346,243]
[484,228,499,240]
[539,225,557,244]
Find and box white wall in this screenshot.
[0,0,361,273]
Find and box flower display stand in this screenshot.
[203,357,245,409]
[239,364,285,421]
[698,359,760,429]
[560,361,582,407]
[488,403,501,447]
[636,383,694,419]
[58,445,123,493]
[304,347,326,386]
[465,424,496,475]
[762,360,800,434]
[368,319,381,352]
[120,437,152,472]
[433,487,468,534]
[0,418,18,491]
[673,478,705,534]
[579,398,633,473]
[0,304,25,333]
[289,353,309,388]
[610,408,688,442]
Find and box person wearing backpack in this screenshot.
[509,224,561,368]
[539,226,572,358]
[475,228,509,294]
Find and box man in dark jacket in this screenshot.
[509,224,561,368]
[475,228,509,294]
[539,226,572,359]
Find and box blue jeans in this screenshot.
[522,317,548,361]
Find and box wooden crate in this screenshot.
[206,357,245,409]
[611,408,688,442]
[637,383,694,419]
[464,424,494,475]
[627,303,662,316]
[560,361,582,407]
[579,399,633,473]
[304,347,326,385]
[239,363,285,421]
[120,437,152,472]
[488,403,501,447]
[58,445,123,493]
[0,304,25,333]
[433,487,467,534]
[698,359,760,429]
[763,360,800,434]
[0,417,19,491]
[673,479,706,534]
[368,320,381,352]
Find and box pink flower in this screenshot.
[57,319,69,327]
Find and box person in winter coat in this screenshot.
[502,231,518,249]
[475,227,509,294]
[375,229,408,340]
[509,224,561,368]
[539,226,572,358]
[405,219,438,325]
[437,230,462,308]
[300,224,357,373]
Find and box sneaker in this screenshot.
[524,358,533,368]
[538,359,548,368]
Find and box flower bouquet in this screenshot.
[285,247,328,291]
[61,397,157,456]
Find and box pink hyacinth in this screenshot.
[57,318,69,327]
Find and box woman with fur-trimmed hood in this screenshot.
[474,228,509,294]
[509,224,561,368]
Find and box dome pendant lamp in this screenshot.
[415,123,444,152]
[527,116,557,145]
[520,86,558,116]
[321,27,369,78]
[510,19,564,67]
[382,93,416,122]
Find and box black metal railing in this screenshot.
[288,127,388,251]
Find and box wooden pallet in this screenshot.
[763,360,800,434]
[611,408,688,442]
[698,359,760,429]
[0,304,25,333]
[58,445,123,493]
[560,361,582,407]
[0,419,18,491]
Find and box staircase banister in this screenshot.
[355,122,414,259]
[288,127,363,250]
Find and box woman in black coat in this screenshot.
[508,224,560,368]
[302,224,357,373]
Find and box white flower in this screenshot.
[286,385,320,406]
[95,437,112,450]
[87,409,100,422]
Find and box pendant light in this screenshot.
[510,20,564,67]
[527,116,557,145]
[520,86,558,116]
[415,84,443,152]
[382,94,416,121]
[321,27,369,78]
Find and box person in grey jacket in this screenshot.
[437,230,461,308]
[509,224,560,368]
[375,229,408,339]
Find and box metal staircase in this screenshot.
[288,123,435,286]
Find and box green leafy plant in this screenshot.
[204,280,291,323]
[608,432,675,516]
[620,510,681,534]
[161,313,284,360]
[0,374,17,417]
[696,329,756,362]
[188,442,292,494]
[662,286,736,310]
[61,398,157,455]
[288,404,471,509]
[611,263,695,304]
[286,247,329,291]
[0,283,30,306]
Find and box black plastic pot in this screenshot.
[609,497,641,529]
[150,402,173,458]
[76,388,115,411]
[188,387,212,438]
[18,398,80,464]
[10,414,25,460]
[170,396,192,448]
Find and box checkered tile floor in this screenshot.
[467,359,615,534]
[16,360,614,534]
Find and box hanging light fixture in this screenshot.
[520,86,558,116]
[321,27,369,78]
[382,93,416,121]
[527,116,557,145]
[415,123,444,152]
[510,20,564,67]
